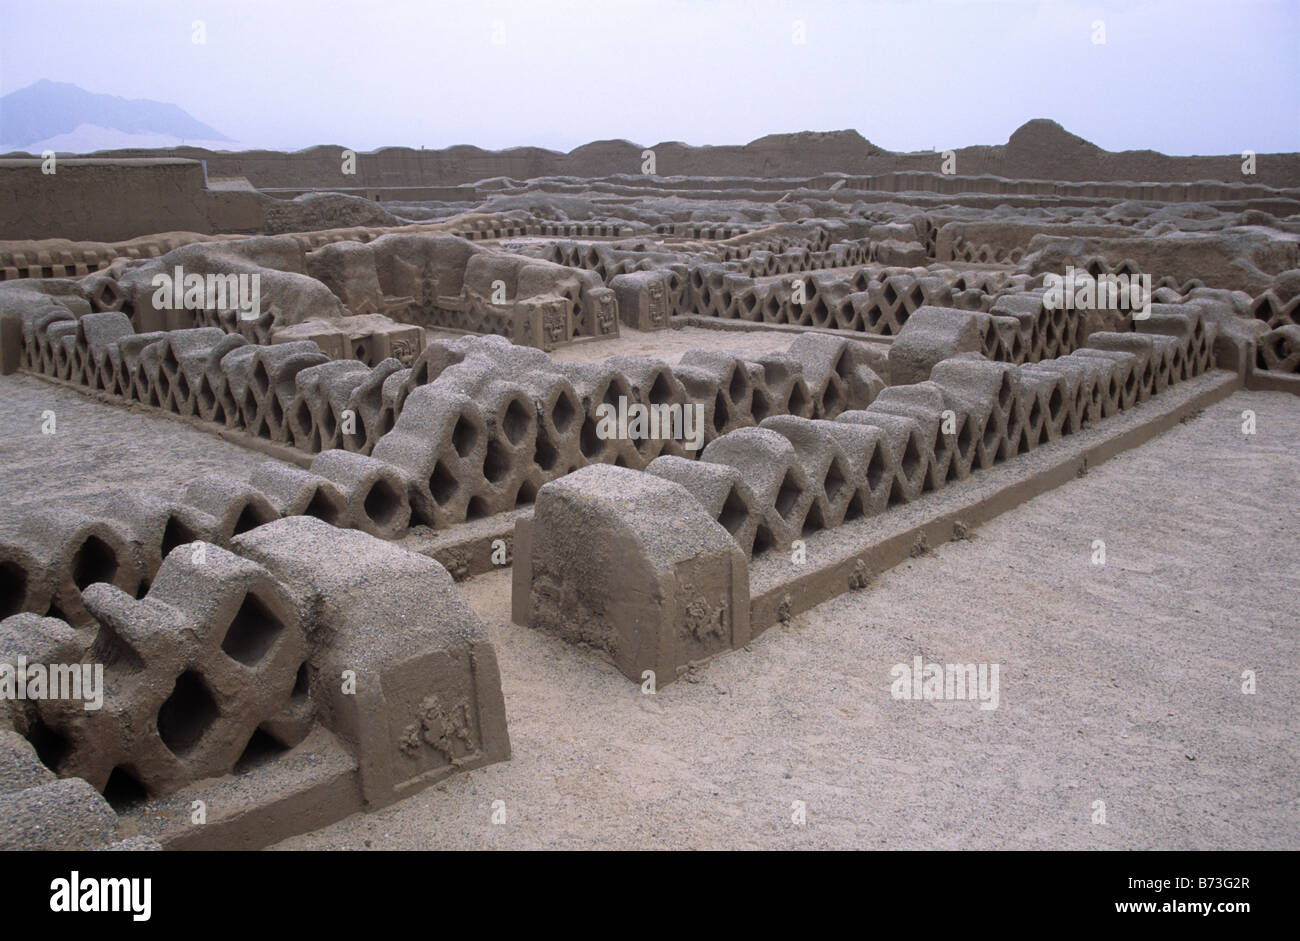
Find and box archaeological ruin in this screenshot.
[0,116,1297,852]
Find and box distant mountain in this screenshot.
[0,80,233,152]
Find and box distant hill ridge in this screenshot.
[0,80,231,149]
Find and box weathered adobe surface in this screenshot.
[12,120,1300,189]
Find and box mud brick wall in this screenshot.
[0,516,510,847]
[0,159,212,243]
[517,307,1219,688]
[1250,270,1300,374]
[83,129,1300,189]
[3,284,889,539]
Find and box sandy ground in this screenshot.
[273,389,1300,851]
[0,373,291,516]
[427,324,800,364]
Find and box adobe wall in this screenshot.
[59,124,1300,190]
[0,158,212,242]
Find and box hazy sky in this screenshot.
[1,0,1296,155]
